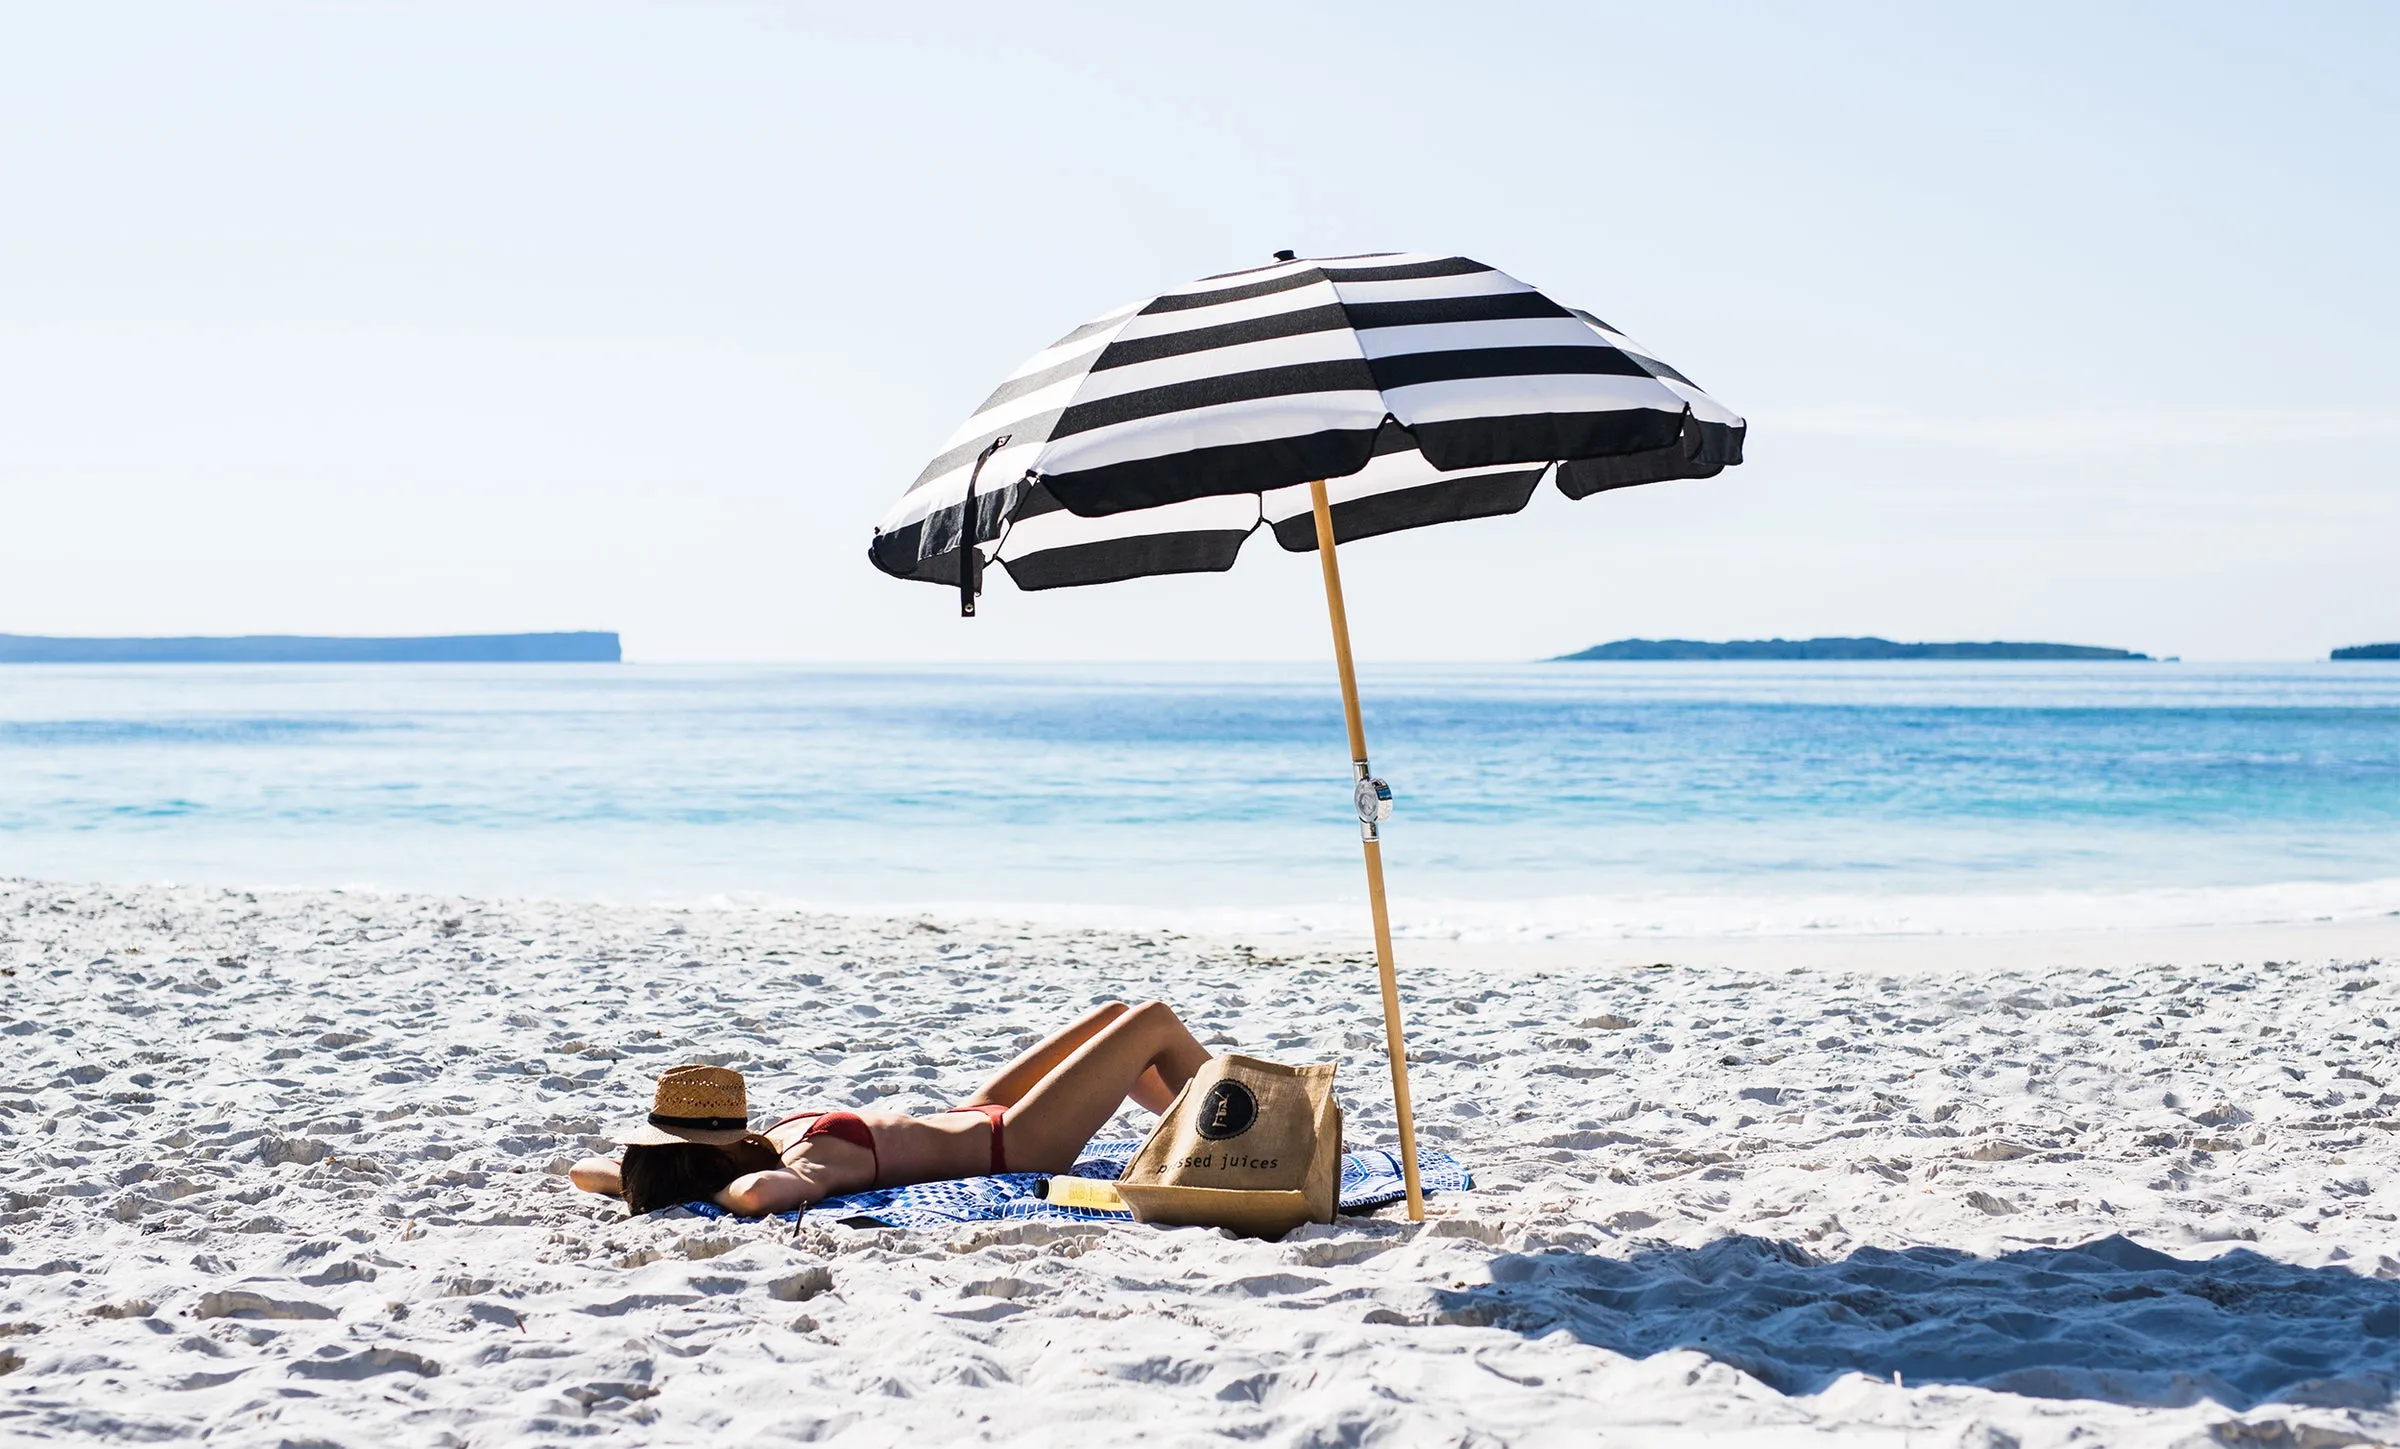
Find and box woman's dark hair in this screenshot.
[618,1142,746,1215]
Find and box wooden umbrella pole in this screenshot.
[1307,480,1425,1222]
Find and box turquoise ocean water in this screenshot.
[1,662,2395,940]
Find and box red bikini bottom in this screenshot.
[946,1102,1008,1174]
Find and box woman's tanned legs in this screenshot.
[957,1001,1128,1108]
[1000,1001,1211,1173]
[1130,1064,1176,1115]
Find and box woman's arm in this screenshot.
[716,1168,817,1215]
[569,1152,827,1215]
[715,1132,878,1214]
[569,1156,623,1197]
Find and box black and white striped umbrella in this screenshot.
[869,251,1744,601]
[868,250,1744,1222]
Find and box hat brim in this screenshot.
[613,1121,757,1148]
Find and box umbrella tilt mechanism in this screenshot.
[1308,479,1425,1222]
[1354,767,1394,843]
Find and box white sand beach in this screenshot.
[3,878,2396,1447]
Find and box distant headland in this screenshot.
[1554,637,2152,662]
[2333,643,2400,661]
[0,632,621,664]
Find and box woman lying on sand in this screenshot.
[570,1000,1209,1215]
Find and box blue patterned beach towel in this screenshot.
[676,1138,1471,1230]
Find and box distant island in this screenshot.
[2333,643,2400,661]
[0,632,621,664]
[1554,636,2152,662]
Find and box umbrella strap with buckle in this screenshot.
[960,434,1011,618]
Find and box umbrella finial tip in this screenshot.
[1273,249,1296,262]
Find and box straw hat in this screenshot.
[615,1064,757,1146]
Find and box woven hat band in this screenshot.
[647,1111,750,1132]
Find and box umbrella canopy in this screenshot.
[870,252,1743,597]
[870,251,1746,1220]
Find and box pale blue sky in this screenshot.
[3,2,2393,661]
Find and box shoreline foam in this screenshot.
[33,868,2400,950]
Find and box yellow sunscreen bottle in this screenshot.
[1039,1176,1127,1212]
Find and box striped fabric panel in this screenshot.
[867,304,1143,585]
[875,301,1142,537]
[1031,254,1697,511]
[995,492,1260,591]
[989,453,1561,589]
[1575,311,1744,429]
[1034,262,1388,517]
[1258,427,1549,553]
[868,253,1745,593]
[1328,262,1692,473]
[1552,310,1747,497]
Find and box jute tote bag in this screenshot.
[1116,1054,1342,1239]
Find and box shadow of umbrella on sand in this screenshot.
[869,250,1747,1218]
[1437,1232,2400,1413]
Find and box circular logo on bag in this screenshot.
[1193,1081,1258,1141]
